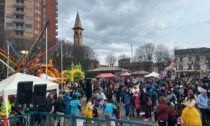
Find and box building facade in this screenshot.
[175,47,210,73]
[72,12,84,46]
[2,0,57,41]
[118,58,154,72]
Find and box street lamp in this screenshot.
[21,50,28,54]
[21,50,28,74]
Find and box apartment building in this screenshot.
[2,0,57,41]
[175,47,210,73]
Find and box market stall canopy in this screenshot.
[0,73,59,96]
[120,72,131,77]
[144,72,159,78]
[96,73,115,79]
[40,74,57,81]
[132,70,149,75]
[87,66,130,73]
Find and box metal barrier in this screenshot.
[0,112,154,126]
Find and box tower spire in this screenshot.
[74,12,83,29]
[72,12,84,46]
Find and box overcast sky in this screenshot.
[58,0,210,65]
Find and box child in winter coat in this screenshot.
[154,96,168,126]
[92,106,98,118]
[168,104,177,126]
[134,91,141,117]
[176,103,183,126]
[115,105,122,126]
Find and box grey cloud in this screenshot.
[58,0,210,64]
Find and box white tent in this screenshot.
[144,72,160,78]
[40,73,57,81]
[0,73,59,117]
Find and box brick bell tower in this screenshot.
[72,12,84,46]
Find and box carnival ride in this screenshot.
[62,63,85,82]
[0,20,66,83]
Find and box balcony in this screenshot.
[14,35,24,39]
[14,11,25,15]
[14,2,25,8]
[14,26,24,31]
[14,18,24,23]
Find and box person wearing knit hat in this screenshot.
[187,89,193,94]
[185,89,197,103]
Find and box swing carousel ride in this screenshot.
[0,21,67,84]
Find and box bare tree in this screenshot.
[118,54,129,60]
[135,43,155,62]
[135,43,155,71]
[154,44,170,72]
[53,40,98,71]
[118,54,130,66]
[106,54,117,66]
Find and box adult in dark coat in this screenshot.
[141,91,150,121]
[173,84,181,103]
[45,93,53,126]
[53,94,66,126]
[158,86,167,98]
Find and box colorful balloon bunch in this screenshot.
[160,57,177,81]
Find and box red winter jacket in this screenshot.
[155,102,168,121]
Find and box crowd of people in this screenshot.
[89,74,210,126]
[0,74,210,126]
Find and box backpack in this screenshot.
[147,97,152,106]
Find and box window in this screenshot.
[196,56,200,61]
[188,57,192,61]
[188,65,192,70]
[35,2,40,7]
[6,22,14,27]
[179,65,183,70]
[37,23,40,28]
[180,57,182,62]
[25,24,32,29]
[196,64,200,69]
[37,10,41,14]
[6,14,14,19]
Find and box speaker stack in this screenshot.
[33,84,47,106]
[17,82,47,106]
[17,81,33,105]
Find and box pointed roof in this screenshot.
[73,12,83,30]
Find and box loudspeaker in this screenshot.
[85,78,92,102]
[17,81,33,104]
[33,84,47,106]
